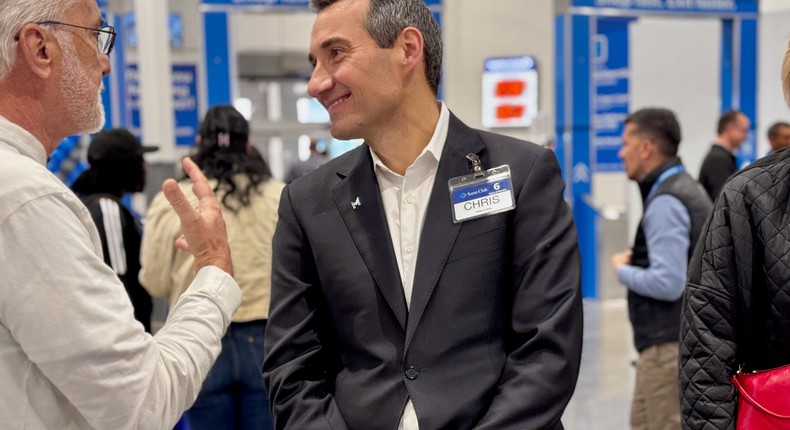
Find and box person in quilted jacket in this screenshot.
[679,41,790,429]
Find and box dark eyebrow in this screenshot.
[320,37,348,50]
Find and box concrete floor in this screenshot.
[563,299,635,430]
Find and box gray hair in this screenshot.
[311,0,442,95]
[0,0,78,81]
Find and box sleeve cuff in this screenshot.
[617,264,636,288]
[190,266,243,322]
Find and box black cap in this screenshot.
[87,128,158,165]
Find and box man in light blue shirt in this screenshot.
[612,108,712,430]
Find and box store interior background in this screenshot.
[88,1,790,428]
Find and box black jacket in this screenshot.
[698,144,737,202]
[79,193,152,332]
[263,113,583,430]
[680,149,790,429]
[629,159,712,352]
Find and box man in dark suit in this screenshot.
[262,1,583,429]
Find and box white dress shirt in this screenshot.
[371,102,450,430]
[0,115,242,429]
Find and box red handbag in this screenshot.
[732,363,790,429]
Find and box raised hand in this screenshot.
[162,157,234,276]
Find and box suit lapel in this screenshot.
[405,114,486,349]
[332,147,408,330]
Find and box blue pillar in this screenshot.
[723,17,758,166]
[203,12,232,107]
[721,19,734,113]
[109,13,127,129]
[556,14,597,299]
[738,17,758,164]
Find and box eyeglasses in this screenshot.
[15,20,116,55]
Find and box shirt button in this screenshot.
[405,366,419,380]
[405,195,415,204]
[406,245,414,254]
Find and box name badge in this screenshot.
[448,165,515,223]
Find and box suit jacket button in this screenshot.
[405,366,419,380]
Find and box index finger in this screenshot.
[163,178,198,224]
[181,157,213,200]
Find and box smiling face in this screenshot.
[307,0,402,141]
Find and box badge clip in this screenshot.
[466,153,485,178]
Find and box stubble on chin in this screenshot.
[84,89,106,134]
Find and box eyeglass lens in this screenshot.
[98,27,115,55]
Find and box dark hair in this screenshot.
[311,0,442,95]
[624,108,681,157]
[767,121,790,140]
[71,156,145,197]
[717,110,744,135]
[190,105,272,213]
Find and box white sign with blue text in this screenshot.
[448,165,516,223]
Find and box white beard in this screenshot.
[59,37,105,134]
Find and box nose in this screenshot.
[617,145,625,160]
[307,62,332,99]
[100,53,111,77]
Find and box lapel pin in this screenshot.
[351,196,362,210]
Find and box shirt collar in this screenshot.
[0,115,48,166]
[370,101,450,175]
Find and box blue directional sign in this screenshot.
[592,18,630,172]
[570,0,757,14]
[125,64,200,147]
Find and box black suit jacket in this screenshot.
[263,113,583,430]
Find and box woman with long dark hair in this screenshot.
[140,106,282,430]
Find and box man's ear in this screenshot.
[399,27,424,75]
[17,24,54,80]
[642,138,657,160]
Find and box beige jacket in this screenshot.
[140,176,283,322]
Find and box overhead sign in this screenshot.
[125,64,200,147]
[201,0,440,7]
[570,0,757,13]
[482,56,539,129]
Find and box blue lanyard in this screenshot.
[647,165,684,200]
